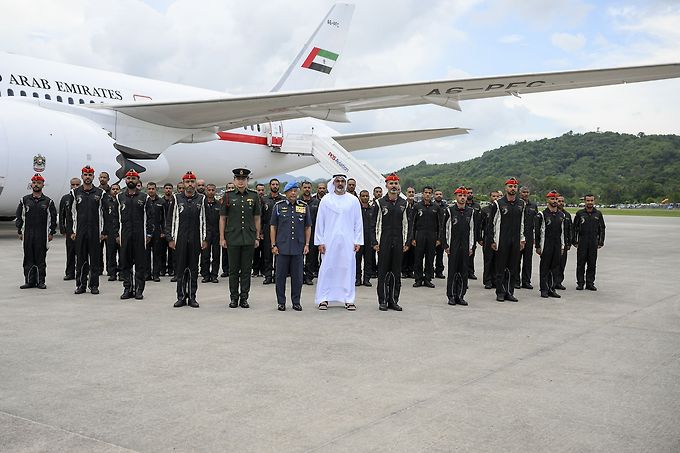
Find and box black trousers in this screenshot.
[200,237,220,278]
[64,236,76,278]
[495,240,520,298]
[435,243,445,276]
[305,245,320,280]
[22,233,47,285]
[160,238,174,275]
[401,245,414,276]
[468,245,477,277]
[275,254,304,306]
[519,238,534,285]
[446,247,468,299]
[355,245,373,281]
[539,243,561,292]
[576,240,598,286]
[252,242,263,275]
[120,234,148,294]
[557,247,569,285]
[262,226,275,278]
[146,232,163,278]
[377,240,403,305]
[174,239,200,301]
[413,231,436,283]
[228,245,255,301]
[75,231,101,290]
[105,235,119,278]
[221,246,229,275]
[482,242,496,287]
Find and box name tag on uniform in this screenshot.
[295,206,306,214]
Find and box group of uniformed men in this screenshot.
[17,167,606,310]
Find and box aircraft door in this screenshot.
[266,121,284,149]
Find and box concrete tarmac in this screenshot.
[0,216,679,453]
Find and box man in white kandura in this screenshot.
[314,174,363,311]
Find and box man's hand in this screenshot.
[445,248,450,255]
[48,234,53,242]
[354,244,361,252]
[254,239,259,248]
[146,237,151,245]
[520,240,526,251]
[201,241,208,250]
[477,240,483,247]
[491,242,497,251]
[18,234,23,241]
[373,245,379,252]
[272,245,279,255]
[116,237,121,246]
[303,245,309,255]
[598,244,603,249]
[160,233,165,238]
[436,240,441,247]
[169,240,176,250]
[402,245,409,252]
[319,244,326,254]
[536,248,542,256]
[468,248,473,256]
[220,239,227,248]
[100,234,105,241]
[411,239,416,246]
[71,233,76,240]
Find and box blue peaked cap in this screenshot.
[283,181,299,193]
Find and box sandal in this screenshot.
[345,303,356,311]
[318,301,328,310]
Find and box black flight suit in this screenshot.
[479,204,496,288]
[166,192,207,303]
[114,190,151,296]
[98,184,111,276]
[519,198,538,287]
[572,208,605,287]
[161,195,175,276]
[400,199,416,278]
[443,204,474,303]
[535,208,565,294]
[557,209,572,286]
[16,193,57,286]
[68,186,106,292]
[261,192,284,282]
[355,203,373,285]
[221,188,261,305]
[488,196,526,299]
[434,198,448,278]
[466,200,482,279]
[59,192,76,279]
[102,192,119,280]
[201,197,221,281]
[304,196,322,282]
[271,199,311,307]
[412,200,443,285]
[145,195,166,280]
[371,196,411,309]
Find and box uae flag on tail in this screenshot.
[301,47,339,74]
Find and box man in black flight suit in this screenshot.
[443,186,475,306]
[412,186,442,288]
[535,190,565,299]
[59,177,80,280]
[573,194,605,291]
[201,183,222,283]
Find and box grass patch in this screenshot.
[564,208,680,217]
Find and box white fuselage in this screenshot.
[0,52,322,214]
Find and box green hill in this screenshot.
[393,131,680,204]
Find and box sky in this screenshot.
[2,0,680,177]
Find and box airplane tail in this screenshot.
[271,3,355,92]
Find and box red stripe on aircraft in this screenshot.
[217,132,268,145]
[301,47,320,68]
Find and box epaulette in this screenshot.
[274,199,287,206]
[296,199,308,206]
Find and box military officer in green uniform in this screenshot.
[219,168,262,308]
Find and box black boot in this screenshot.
[228,299,239,308]
[120,289,133,300]
[363,279,372,287]
[239,298,250,308]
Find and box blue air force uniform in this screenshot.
[270,184,312,309]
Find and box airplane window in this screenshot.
[20,90,26,96]
[33,92,39,98]
[68,97,74,104]
[7,89,13,96]
[57,95,62,102]
[45,94,51,100]
[79,99,85,104]
[90,100,95,104]
[257,124,261,132]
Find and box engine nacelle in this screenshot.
[0,100,120,214]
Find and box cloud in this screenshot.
[498,34,524,44]
[551,32,587,52]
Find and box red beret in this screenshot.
[454,186,467,194]
[546,190,559,198]
[505,177,519,185]
[125,169,139,178]
[182,171,197,180]
[82,165,95,174]
[385,173,399,182]
[31,173,44,182]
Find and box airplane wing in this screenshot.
[89,63,680,130]
[332,127,469,152]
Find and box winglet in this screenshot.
[271,3,355,92]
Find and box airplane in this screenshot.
[1,2,680,216]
